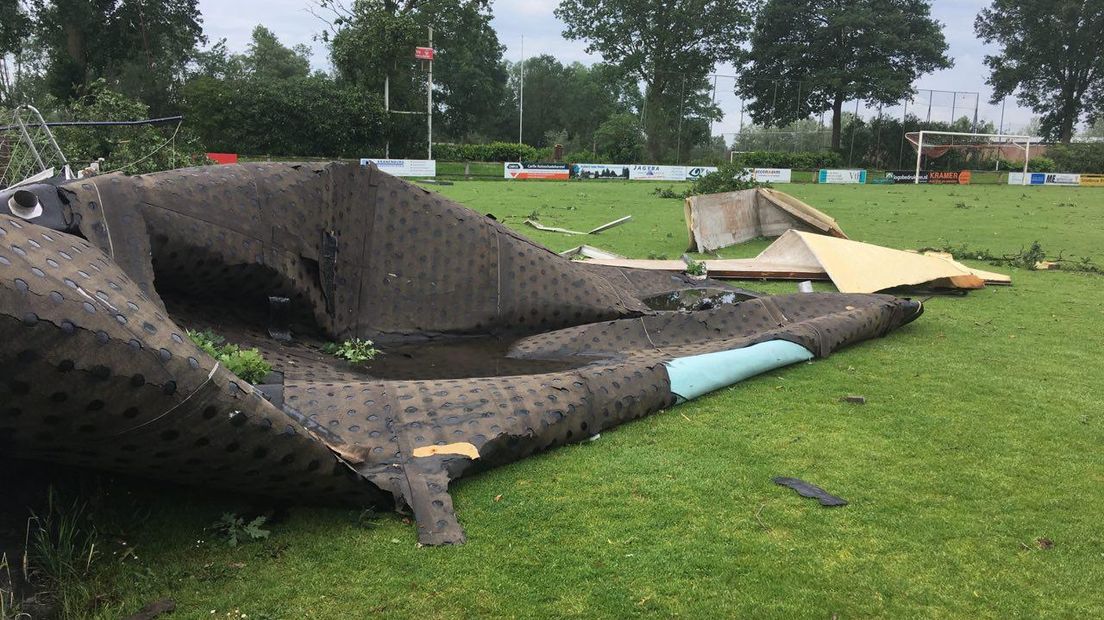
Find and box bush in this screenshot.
[181,74,385,158]
[594,113,646,164]
[685,161,761,196]
[48,80,210,173]
[433,141,539,162]
[1046,143,1104,173]
[1027,156,1056,172]
[729,150,842,170]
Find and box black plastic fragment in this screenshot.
[267,296,291,342]
[772,477,848,506]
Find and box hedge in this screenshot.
[433,141,539,162]
[729,151,843,170]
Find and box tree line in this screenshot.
[2,0,1104,169]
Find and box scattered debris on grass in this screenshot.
[591,230,1010,293]
[773,477,848,507]
[559,245,626,260]
[525,215,632,235]
[685,188,847,252]
[919,241,1104,275]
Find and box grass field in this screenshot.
[18,181,1104,619]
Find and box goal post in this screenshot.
[907,131,1042,185]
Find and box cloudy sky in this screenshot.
[197,0,1035,137]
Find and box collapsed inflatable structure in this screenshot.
[0,162,922,544]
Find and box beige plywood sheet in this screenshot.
[684,188,848,253]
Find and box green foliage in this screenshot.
[1026,156,1055,172]
[975,0,1104,143]
[556,0,752,160]
[49,80,210,173]
[327,0,510,149]
[208,513,270,548]
[684,258,707,276]
[323,338,380,365]
[730,150,842,170]
[32,0,205,114]
[187,330,272,384]
[685,162,761,197]
[181,74,384,158]
[23,487,99,618]
[508,56,640,149]
[593,113,646,163]
[1046,143,1104,173]
[244,25,310,80]
[739,0,951,149]
[433,141,539,162]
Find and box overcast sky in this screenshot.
[197,0,1035,137]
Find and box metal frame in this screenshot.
[909,130,1041,185]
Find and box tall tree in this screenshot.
[737,0,951,150]
[555,0,753,161]
[0,0,34,104]
[975,0,1104,143]
[244,25,311,81]
[32,0,204,112]
[322,0,510,150]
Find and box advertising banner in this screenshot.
[885,170,927,184]
[628,165,718,181]
[571,163,630,179]
[1080,174,1104,186]
[629,165,685,181]
[361,159,436,177]
[207,152,238,165]
[743,168,792,183]
[884,170,969,184]
[686,166,718,180]
[1007,172,1045,185]
[1007,172,1082,186]
[1044,173,1081,186]
[504,162,570,180]
[817,169,867,184]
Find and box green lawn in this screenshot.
[27,181,1104,618]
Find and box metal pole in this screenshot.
[709,74,717,139]
[950,91,956,124]
[847,99,858,167]
[897,98,909,169]
[914,130,923,184]
[518,36,524,144]
[1023,140,1030,185]
[384,75,390,158]
[676,76,686,164]
[427,27,433,160]
[996,97,1006,171]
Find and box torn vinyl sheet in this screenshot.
[0,162,922,545]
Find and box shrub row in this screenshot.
[729,150,843,170]
[433,141,539,162]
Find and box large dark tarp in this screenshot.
[0,162,921,544]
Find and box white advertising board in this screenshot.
[572,163,630,179]
[629,165,718,181]
[360,159,436,177]
[817,169,867,184]
[744,168,792,183]
[1007,172,1081,186]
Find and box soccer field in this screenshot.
[61,180,1104,618]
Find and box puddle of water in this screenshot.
[354,337,590,380]
[642,288,757,312]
